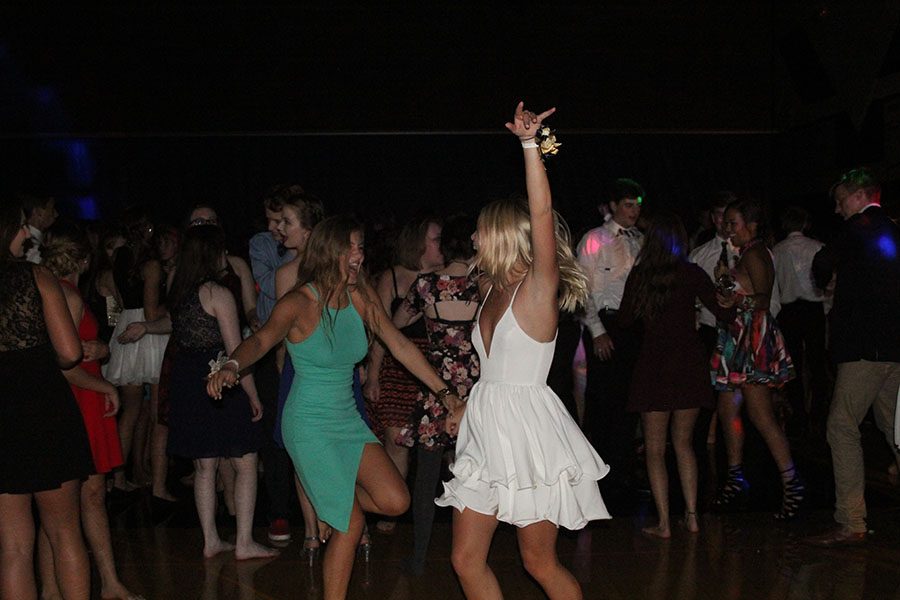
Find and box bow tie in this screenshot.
[618,228,639,238]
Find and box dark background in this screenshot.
[1,2,898,241]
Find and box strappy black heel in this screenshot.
[775,466,805,521]
[713,464,750,511]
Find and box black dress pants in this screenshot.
[582,310,640,490]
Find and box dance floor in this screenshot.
[104,428,900,599]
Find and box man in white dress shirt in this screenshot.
[773,206,828,438]
[576,178,644,496]
[21,195,58,264]
[689,192,738,354]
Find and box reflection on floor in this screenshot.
[103,426,900,599]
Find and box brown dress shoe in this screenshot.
[804,526,866,547]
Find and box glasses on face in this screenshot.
[189,217,218,227]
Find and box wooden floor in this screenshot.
[101,430,900,599]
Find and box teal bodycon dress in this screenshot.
[282,287,378,532]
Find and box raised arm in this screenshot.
[505,101,559,298]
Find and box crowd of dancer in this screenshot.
[1,102,899,599]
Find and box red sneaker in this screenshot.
[267,518,291,542]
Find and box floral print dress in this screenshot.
[397,271,481,450]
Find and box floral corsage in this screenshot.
[207,351,239,380]
[535,125,561,161]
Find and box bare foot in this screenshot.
[235,541,280,561]
[203,538,235,558]
[152,489,177,502]
[113,480,139,493]
[100,580,146,600]
[682,512,700,533]
[641,524,671,539]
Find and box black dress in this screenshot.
[0,261,93,493]
[166,284,261,458]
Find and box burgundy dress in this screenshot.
[619,261,735,412]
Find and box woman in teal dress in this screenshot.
[208,215,460,599]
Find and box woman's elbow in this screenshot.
[58,347,83,369]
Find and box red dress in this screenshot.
[62,280,124,474]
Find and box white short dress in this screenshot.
[436,284,611,529]
[103,308,169,386]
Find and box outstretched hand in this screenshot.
[505,101,556,140]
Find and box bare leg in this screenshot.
[518,520,582,600]
[717,390,745,468]
[114,384,144,490]
[294,475,320,547]
[322,443,409,600]
[671,409,700,533]
[322,500,366,600]
[37,525,61,600]
[131,386,152,486]
[218,460,237,518]
[150,391,175,501]
[229,453,278,560]
[34,480,90,600]
[376,425,408,532]
[641,411,672,539]
[0,492,38,600]
[742,384,795,473]
[450,508,502,600]
[80,474,136,598]
[194,458,233,558]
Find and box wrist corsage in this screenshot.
[208,351,239,379]
[535,125,561,161]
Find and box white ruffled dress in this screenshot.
[436,285,610,529]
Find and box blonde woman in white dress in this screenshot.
[437,102,610,599]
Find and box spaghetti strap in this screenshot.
[390,267,400,299]
[306,283,320,299]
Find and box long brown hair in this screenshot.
[167,225,226,313]
[626,210,688,323]
[296,215,369,340]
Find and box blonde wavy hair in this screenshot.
[475,198,588,312]
[43,231,91,279]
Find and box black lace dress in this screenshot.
[0,261,93,493]
[166,284,261,458]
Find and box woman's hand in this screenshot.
[716,291,736,309]
[249,395,263,422]
[207,366,239,400]
[505,101,556,140]
[82,339,109,362]
[103,387,120,417]
[446,400,466,438]
[117,322,148,344]
[362,370,381,404]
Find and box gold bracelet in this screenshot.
[435,387,452,400]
